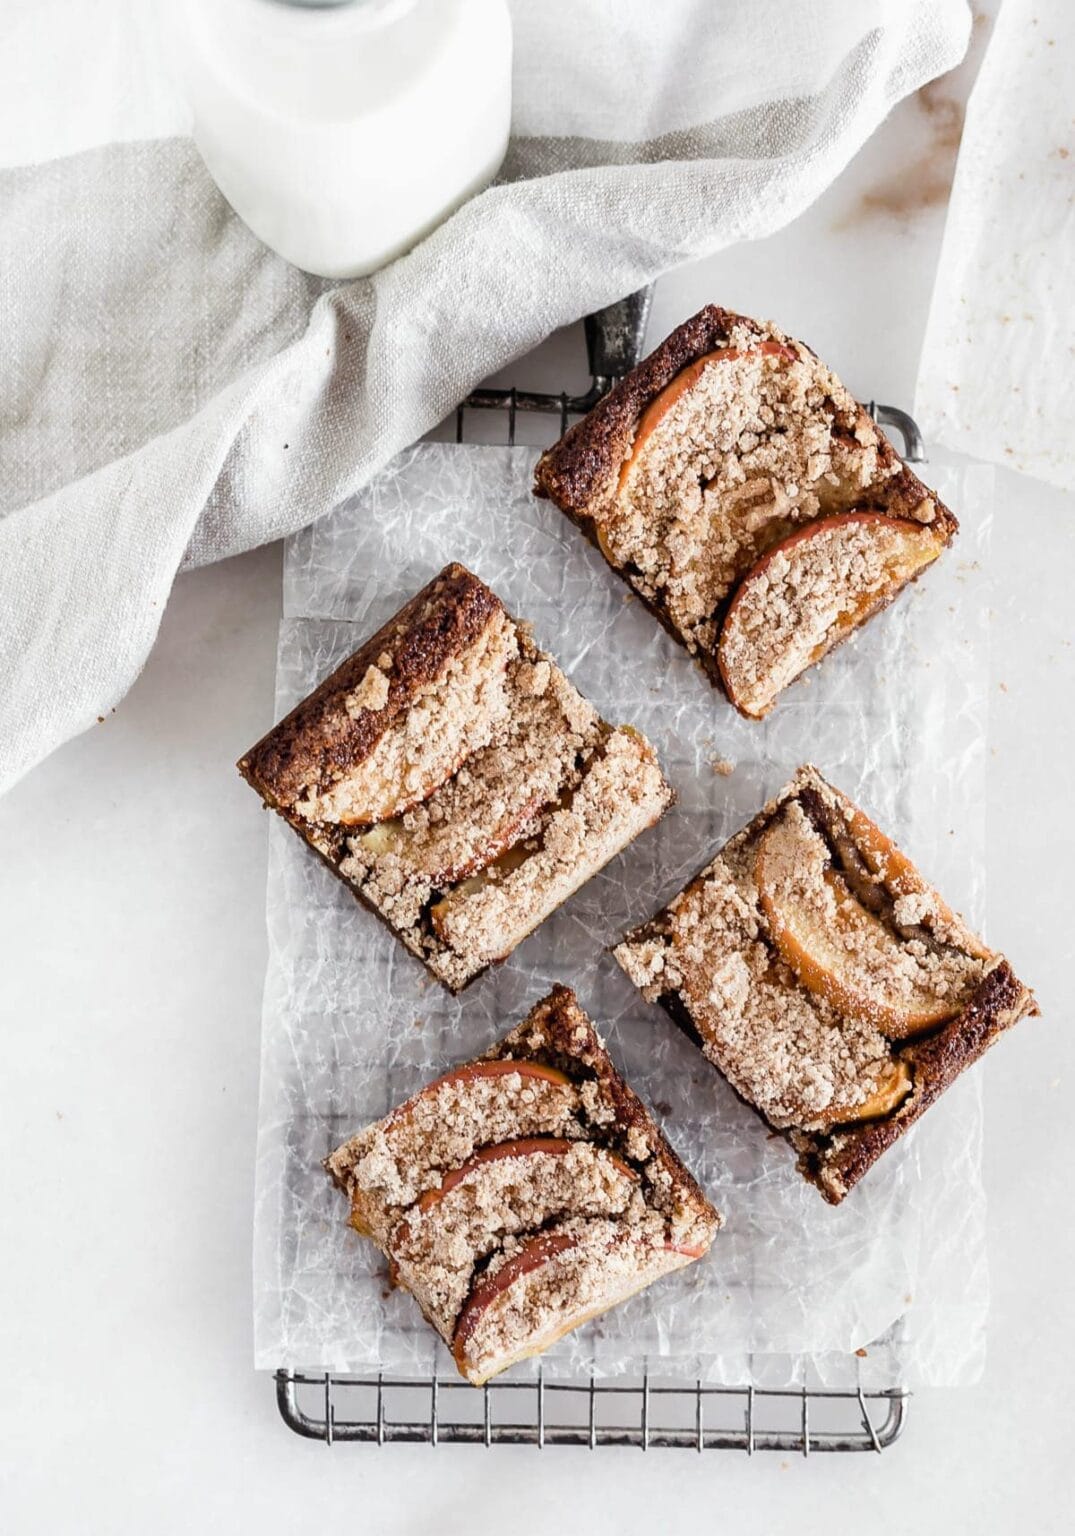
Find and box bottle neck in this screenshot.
[238,0,421,35]
[265,0,411,12]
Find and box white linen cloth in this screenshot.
[0,0,971,795]
[916,0,1075,489]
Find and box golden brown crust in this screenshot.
[533,307,759,510]
[614,766,1037,1203]
[238,563,501,811]
[792,960,1036,1203]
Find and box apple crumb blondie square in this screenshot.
[534,306,957,718]
[326,986,720,1385]
[239,564,672,990]
[614,765,1037,1203]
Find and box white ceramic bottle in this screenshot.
[172,0,512,279]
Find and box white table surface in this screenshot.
[3,34,1074,1533]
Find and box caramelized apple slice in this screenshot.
[617,341,796,493]
[717,512,947,719]
[343,1060,580,1242]
[417,1058,571,1099]
[841,801,994,961]
[376,1060,576,1172]
[352,792,547,888]
[451,1225,699,1385]
[414,1137,637,1216]
[665,1238,711,1260]
[295,608,517,826]
[452,1230,578,1378]
[755,808,974,1038]
[824,1058,912,1129]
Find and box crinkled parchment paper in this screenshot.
[253,443,994,1388]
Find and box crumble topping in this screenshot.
[331,1071,583,1240]
[339,654,601,899]
[390,1142,639,1336]
[617,858,894,1131]
[455,1213,682,1381]
[295,607,518,825]
[595,329,894,656]
[758,802,984,1028]
[327,989,720,1383]
[616,770,990,1134]
[717,518,940,715]
[284,585,673,991]
[346,664,390,716]
[428,729,671,974]
[893,891,934,928]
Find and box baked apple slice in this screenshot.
[389,1140,642,1338]
[717,511,947,719]
[451,1222,700,1385]
[840,800,994,960]
[335,1059,581,1241]
[755,807,980,1038]
[821,1058,912,1130]
[412,1136,637,1216]
[417,1058,572,1097]
[295,609,517,827]
[617,340,796,494]
[351,790,547,889]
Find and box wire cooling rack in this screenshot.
[276,1371,907,1452]
[274,289,920,1452]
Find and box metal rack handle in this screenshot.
[584,288,654,389]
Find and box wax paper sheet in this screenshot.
[253,443,994,1388]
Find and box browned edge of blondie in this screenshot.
[239,563,496,813]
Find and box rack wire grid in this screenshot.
[274,288,919,1453]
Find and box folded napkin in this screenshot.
[0,0,971,795]
[916,0,1075,490]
